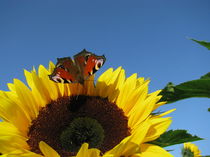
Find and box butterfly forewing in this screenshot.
[84,55,106,76]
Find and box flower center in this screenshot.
[182,148,194,157]
[60,117,104,152]
[27,95,130,157]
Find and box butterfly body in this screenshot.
[49,49,106,84]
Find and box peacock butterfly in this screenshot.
[49,49,106,84]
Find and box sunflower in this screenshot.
[0,62,175,157]
[182,143,202,157]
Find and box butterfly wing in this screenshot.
[49,49,106,84]
[49,57,79,83]
[74,49,106,83]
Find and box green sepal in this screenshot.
[191,38,210,50]
[150,130,203,147]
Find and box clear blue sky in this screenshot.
[0,1,210,156]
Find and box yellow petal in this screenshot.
[128,119,151,145]
[38,65,59,100]
[128,90,160,129]
[0,149,43,157]
[153,101,166,110]
[0,122,29,154]
[63,84,71,96]
[39,141,60,157]
[103,67,122,97]
[97,68,114,84]
[0,96,30,135]
[24,70,47,107]
[154,109,176,118]
[83,75,95,96]
[76,143,101,157]
[143,118,172,142]
[136,77,149,88]
[184,143,201,157]
[7,83,16,92]
[96,68,114,96]
[0,91,8,98]
[104,140,140,157]
[105,120,150,157]
[30,72,51,105]
[97,67,125,102]
[48,61,55,73]
[116,73,137,109]
[96,67,123,99]
[107,69,125,102]
[140,144,173,157]
[123,81,149,115]
[13,79,39,120]
[68,83,83,96]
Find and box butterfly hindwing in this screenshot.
[49,57,78,83]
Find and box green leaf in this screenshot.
[150,130,203,147]
[159,73,210,103]
[200,72,210,79]
[191,39,210,50]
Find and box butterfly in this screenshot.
[49,49,106,84]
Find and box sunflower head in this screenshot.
[0,62,174,157]
[182,143,202,157]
